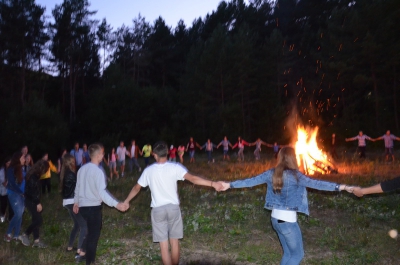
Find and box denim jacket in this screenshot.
[230,169,338,215]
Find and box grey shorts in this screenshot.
[117,159,125,166]
[109,161,116,170]
[151,204,183,242]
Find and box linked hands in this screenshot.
[211,181,231,191]
[116,202,130,212]
[352,187,363,197]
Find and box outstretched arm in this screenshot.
[184,173,224,191]
[125,183,142,204]
[353,184,383,197]
[345,136,356,142]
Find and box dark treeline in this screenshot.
[0,0,399,159]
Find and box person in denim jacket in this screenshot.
[221,147,354,265]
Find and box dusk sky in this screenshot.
[35,0,249,30]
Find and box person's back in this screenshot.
[139,162,186,208]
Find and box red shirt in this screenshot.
[169,148,177,158]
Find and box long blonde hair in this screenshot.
[59,154,76,192]
[272,147,299,193]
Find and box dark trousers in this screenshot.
[41,178,51,194]
[25,200,42,240]
[358,146,366,158]
[80,206,102,265]
[0,195,8,217]
[64,204,87,251]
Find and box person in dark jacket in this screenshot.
[60,154,87,261]
[20,160,49,248]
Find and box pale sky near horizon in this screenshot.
[35,0,250,30]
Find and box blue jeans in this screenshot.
[207,151,213,162]
[271,217,304,265]
[65,204,87,251]
[6,192,25,237]
[129,157,140,172]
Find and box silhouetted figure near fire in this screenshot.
[330,133,338,159]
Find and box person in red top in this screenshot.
[168,145,177,162]
[232,136,250,162]
[186,137,201,163]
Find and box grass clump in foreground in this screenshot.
[1,152,400,264]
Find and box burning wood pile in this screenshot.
[295,126,338,175]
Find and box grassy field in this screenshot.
[1,149,400,265]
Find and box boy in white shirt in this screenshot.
[124,141,223,265]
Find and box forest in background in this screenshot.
[0,0,399,159]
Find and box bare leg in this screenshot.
[160,240,172,265]
[170,238,180,265]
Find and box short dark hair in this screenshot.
[89,143,104,158]
[153,141,168,157]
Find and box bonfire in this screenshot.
[294,126,338,175]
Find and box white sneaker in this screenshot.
[0,216,5,223]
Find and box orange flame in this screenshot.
[295,126,333,175]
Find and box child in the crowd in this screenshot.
[201,139,218,163]
[20,160,50,248]
[40,153,57,194]
[220,147,354,265]
[60,154,87,261]
[177,145,185,163]
[168,145,177,162]
[232,137,250,161]
[186,137,201,163]
[249,138,268,160]
[57,149,68,173]
[124,141,223,265]
[4,152,27,244]
[142,143,152,168]
[24,154,34,174]
[73,143,128,264]
[105,148,119,181]
[0,157,11,223]
[217,136,233,161]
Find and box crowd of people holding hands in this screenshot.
[0,129,400,264]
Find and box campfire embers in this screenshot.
[295,126,338,175]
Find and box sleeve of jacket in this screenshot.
[63,170,77,199]
[24,175,41,205]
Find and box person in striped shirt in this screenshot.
[345,131,374,158]
[373,130,400,162]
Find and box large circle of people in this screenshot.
[0,130,399,264]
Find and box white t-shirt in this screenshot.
[130,145,136,157]
[138,162,187,208]
[116,146,127,161]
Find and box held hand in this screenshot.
[352,187,364,197]
[343,185,355,193]
[37,203,43,212]
[221,182,230,191]
[73,203,79,214]
[212,181,224,191]
[116,202,129,212]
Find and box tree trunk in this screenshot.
[220,73,224,106]
[394,66,399,131]
[21,56,26,107]
[370,62,380,128]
